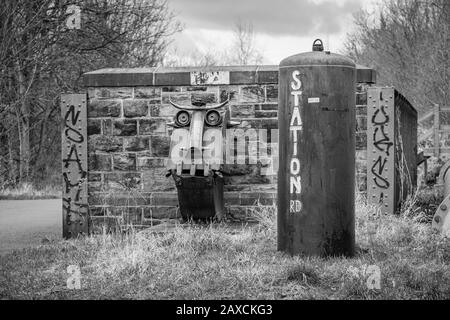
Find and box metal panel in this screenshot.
[367,87,395,215]
[394,90,417,211]
[61,94,88,239]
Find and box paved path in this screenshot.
[0,199,61,255]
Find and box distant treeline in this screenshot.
[344,0,449,115]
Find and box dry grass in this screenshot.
[0,183,60,200]
[0,197,449,300]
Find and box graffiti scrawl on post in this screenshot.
[368,88,395,214]
[61,94,88,238]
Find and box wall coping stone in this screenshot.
[83,65,376,87]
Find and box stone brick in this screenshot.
[162,93,190,105]
[113,153,136,171]
[224,173,271,186]
[135,87,161,99]
[187,86,207,92]
[150,104,177,117]
[122,208,143,225]
[220,86,239,103]
[240,86,265,103]
[139,119,166,135]
[246,206,275,220]
[88,153,112,171]
[151,135,170,157]
[104,172,142,190]
[88,172,102,182]
[224,183,276,192]
[92,192,150,207]
[101,119,113,135]
[356,174,367,192]
[356,150,367,161]
[113,120,137,136]
[231,104,255,117]
[356,92,367,105]
[260,103,278,111]
[137,157,166,170]
[87,119,101,135]
[255,110,277,118]
[88,100,121,118]
[236,118,278,130]
[265,85,278,102]
[356,116,367,132]
[191,92,217,106]
[356,105,367,116]
[240,192,276,205]
[226,206,248,220]
[222,163,256,176]
[142,168,175,192]
[151,192,178,206]
[224,192,240,205]
[93,87,133,99]
[356,159,367,173]
[123,100,148,118]
[88,135,122,153]
[124,136,150,152]
[356,132,367,150]
[107,207,129,216]
[161,86,183,92]
[88,182,103,193]
[143,206,179,219]
[88,193,104,206]
[89,207,107,216]
[90,216,120,234]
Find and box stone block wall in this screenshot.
[355,83,370,192]
[83,65,375,230]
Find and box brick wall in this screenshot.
[83,65,375,231]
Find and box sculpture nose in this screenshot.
[189,111,205,151]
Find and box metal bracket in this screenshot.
[432,194,450,237]
[61,94,88,239]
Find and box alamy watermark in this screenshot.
[348,264,381,290]
[168,128,279,175]
[66,264,81,290]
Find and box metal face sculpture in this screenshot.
[166,97,233,221]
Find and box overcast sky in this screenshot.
[167,0,381,64]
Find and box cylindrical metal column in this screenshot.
[277,39,356,257]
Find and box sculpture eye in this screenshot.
[205,110,222,126]
[175,111,190,126]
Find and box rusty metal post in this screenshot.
[367,88,417,215]
[367,88,396,215]
[277,39,356,257]
[61,94,89,238]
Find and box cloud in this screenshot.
[168,0,362,36]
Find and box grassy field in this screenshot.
[0,197,449,300]
[0,183,60,200]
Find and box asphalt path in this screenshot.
[0,199,61,255]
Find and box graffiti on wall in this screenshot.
[61,94,88,238]
[190,71,230,86]
[368,88,395,214]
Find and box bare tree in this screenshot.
[0,0,180,187]
[163,46,219,67]
[344,0,449,115]
[230,19,263,65]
